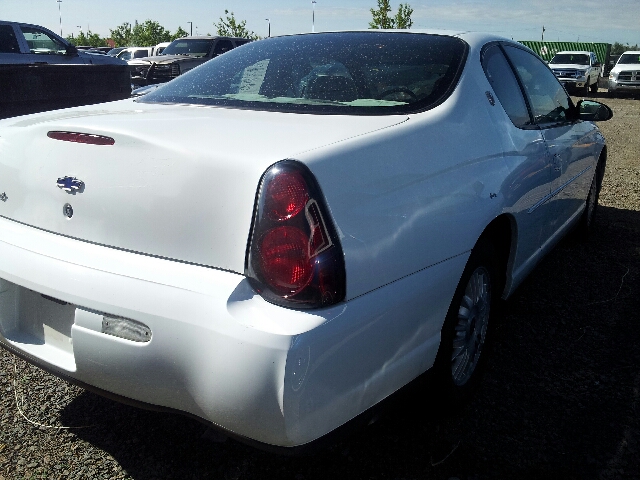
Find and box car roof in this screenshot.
[174,35,249,41]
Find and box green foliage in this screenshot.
[66,30,107,47]
[109,20,172,47]
[109,22,133,47]
[395,3,413,29]
[132,20,172,46]
[611,41,640,56]
[172,26,189,40]
[369,0,394,29]
[213,10,259,40]
[369,0,413,29]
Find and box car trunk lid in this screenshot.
[0,101,407,273]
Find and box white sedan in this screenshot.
[0,30,612,449]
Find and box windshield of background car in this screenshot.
[162,39,215,57]
[550,53,589,65]
[618,53,640,64]
[138,32,468,115]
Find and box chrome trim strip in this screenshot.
[527,165,592,214]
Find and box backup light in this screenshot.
[47,131,115,145]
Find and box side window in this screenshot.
[119,51,132,61]
[0,25,21,53]
[19,26,66,54]
[482,44,531,128]
[133,49,149,58]
[213,40,234,56]
[503,45,571,126]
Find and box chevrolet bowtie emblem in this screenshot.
[57,176,85,193]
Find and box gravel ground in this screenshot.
[1,92,639,480]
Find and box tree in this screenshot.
[369,0,413,29]
[172,26,189,41]
[131,20,172,47]
[214,10,259,40]
[110,22,133,47]
[394,3,413,29]
[109,20,172,47]
[611,41,639,56]
[66,30,107,47]
[369,0,394,29]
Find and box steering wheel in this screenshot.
[376,88,418,101]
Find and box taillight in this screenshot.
[246,160,346,309]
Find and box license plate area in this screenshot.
[0,278,76,371]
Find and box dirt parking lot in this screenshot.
[1,92,639,480]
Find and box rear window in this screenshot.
[138,32,468,115]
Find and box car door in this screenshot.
[503,45,598,244]
[481,43,552,280]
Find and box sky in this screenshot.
[2,0,638,46]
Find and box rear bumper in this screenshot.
[0,216,465,447]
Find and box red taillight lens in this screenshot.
[47,131,115,146]
[247,161,346,309]
[265,171,308,221]
[259,226,313,295]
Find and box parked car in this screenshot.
[549,50,602,94]
[128,35,250,87]
[0,20,131,119]
[107,46,126,56]
[115,46,152,61]
[0,30,612,450]
[152,41,170,56]
[608,51,640,97]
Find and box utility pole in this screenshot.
[265,19,270,38]
[542,25,545,42]
[312,0,316,33]
[187,21,192,36]
[57,0,62,36]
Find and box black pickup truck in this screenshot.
[0,20,130,119]
[128,36,251,87]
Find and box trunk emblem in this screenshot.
[57,176,85,193]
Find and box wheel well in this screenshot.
[478,215,513,298]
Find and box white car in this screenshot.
[608,51,640,96]
[0,31,612,449]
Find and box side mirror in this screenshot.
[65,44,78,56]
[576,99,613,122]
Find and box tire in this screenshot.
[590,79,598,93]
[582,81,590,96]
[575,166,600,241]
[431,237,501,408]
